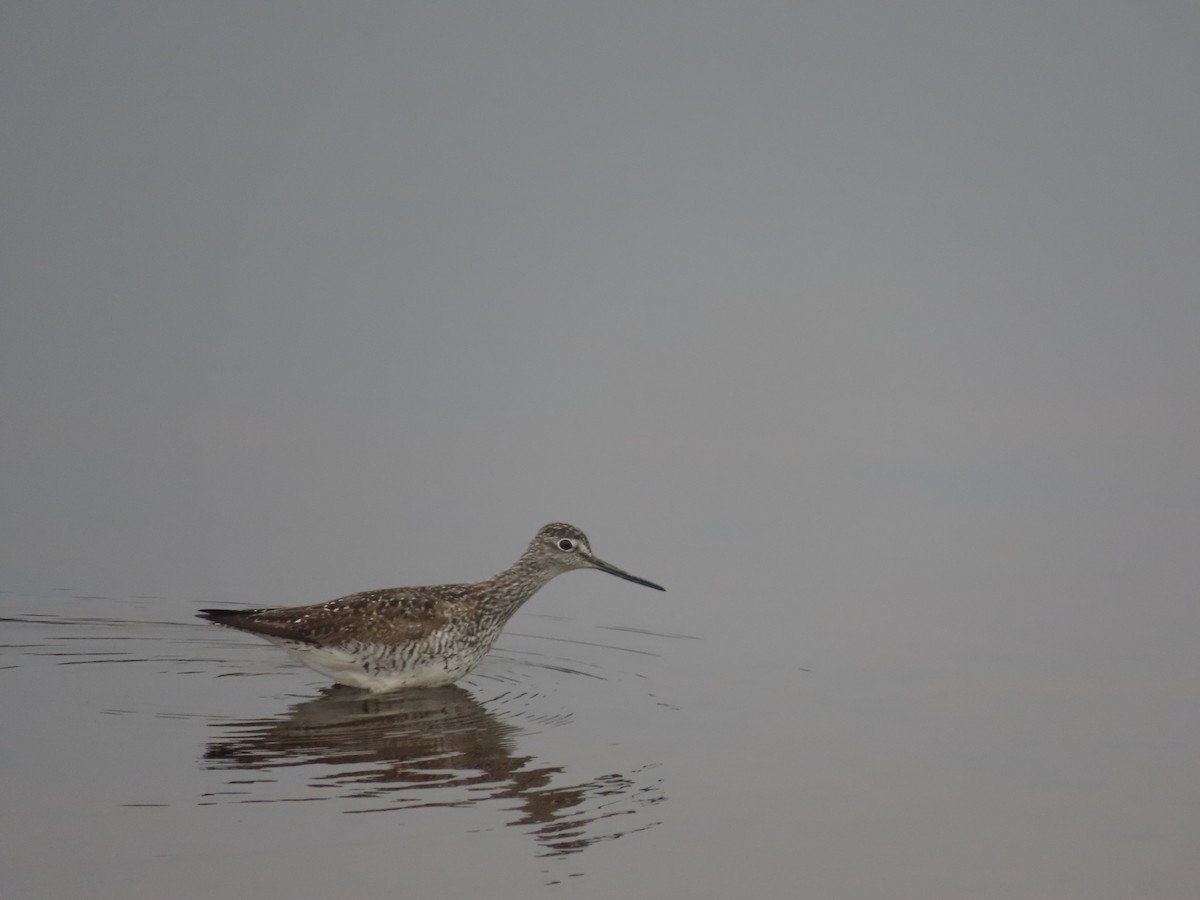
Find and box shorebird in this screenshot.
[198,522,664,692]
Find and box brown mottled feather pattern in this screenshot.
[197,523,664,691]
[202,585,472,646]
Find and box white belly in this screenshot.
[266,637,480,692]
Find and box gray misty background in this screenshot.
[2,2,1199,897]
[5,0,1195,608]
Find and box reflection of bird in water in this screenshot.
[203,684,664,856]
[198,523,663,691]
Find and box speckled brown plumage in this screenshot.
[198,523,664,692]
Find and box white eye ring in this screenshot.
[557,538,577,552]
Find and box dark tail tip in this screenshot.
[197,608,242,624]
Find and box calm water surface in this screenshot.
[2,590,684,896]
[3,578,1198,899]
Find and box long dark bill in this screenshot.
[592,558,666,591]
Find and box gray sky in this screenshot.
[3,1,1197,626]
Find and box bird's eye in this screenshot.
[557,539,576,552]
